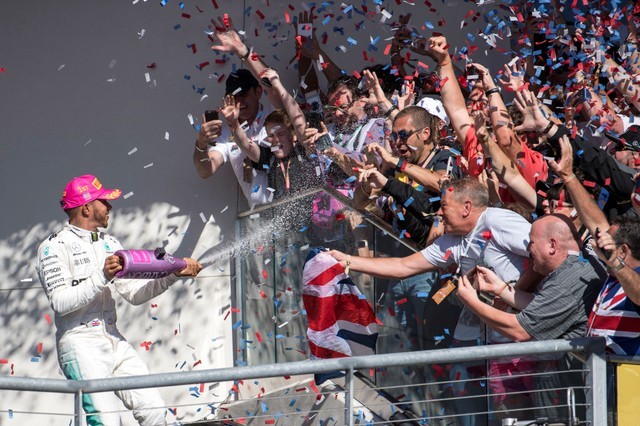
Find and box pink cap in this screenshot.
[60,174,122,210]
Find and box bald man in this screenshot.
[458,214,605,342]
[458,214,607,421]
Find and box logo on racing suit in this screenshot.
[71,242,82,253]
[104,242,112,252]
[43,246,50,256]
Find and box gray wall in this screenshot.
[0,1,509,424]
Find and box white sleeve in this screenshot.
[209,127,233,162]
[421,234,459,269]
[36,238,108,316]
[113,274,178,306]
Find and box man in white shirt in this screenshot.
[193,69,273,207]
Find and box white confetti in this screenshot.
[249,213,260,219]
[199,212,207,223]
[264,259,271,265]
[20,278,33,283]
[220,205,229,213]
[165,131,170,141]
[84,139,92,146]
[123,191,134,199]
[137,28,146,38]
[300,244,310,251]
[187,114,195,125]
[278,321,289,328]
[57,64,65,71]
[145,72,151,83]
[108,59,117,69]
[107,78,116,82]
[143,163,153,168]
[128,147,138,155]
[199,94,209,102]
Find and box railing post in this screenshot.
[585,337,607,425]
[74,389,84,426]
[345,367,354,426]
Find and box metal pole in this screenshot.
[74,389,84,426]
[346,367,354,426]
[585,337,607,425]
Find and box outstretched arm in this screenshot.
[210,15,284,109]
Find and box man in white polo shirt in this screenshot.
[193,69,274,207]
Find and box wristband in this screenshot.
[540,120,554,135]
[485,87,500,97]
[396,158,408,172]
[239,49,250,61]
[385,104,398,118]
[563,173,577,184]
[195,140,207,153]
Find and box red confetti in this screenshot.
[181,13,191,19]
[151,304,158,308]
[146,63,157,69]
[44,314,52,324]
[262,270,268,279]
[193,360,202,367]
[0,68,5,74]
[0,359,8,364]
[255,332,264,343]
[211,0,218,9]
[444,249,452,260]
[199,383,205,393]
[139,341,153,351]
[583,180,596,188]
[604,178,611,186]
[197,61,210,70]
[37,343,43,353]
[256,9,265,19]
[259,290,267,299]
[481,230,492,240]
[334,213,345,220]
[396,297,408,305]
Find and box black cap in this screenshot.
[605,126,640,152]
[225,69,259,95]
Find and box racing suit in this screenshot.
[36,223,178,426]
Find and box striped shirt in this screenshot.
[588,267,640,356]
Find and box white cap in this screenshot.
[416,96,450,126]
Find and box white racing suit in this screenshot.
[36,223,178,426]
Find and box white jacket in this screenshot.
[36,223,177,339]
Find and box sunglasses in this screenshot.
[390,128,422,144]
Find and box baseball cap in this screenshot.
[604,126,640,152]
[416,95,450,126]
[60,174,122,210]
[225,69,259,95]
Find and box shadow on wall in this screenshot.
[0,202,235,425]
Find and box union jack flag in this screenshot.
[302,248,380,384]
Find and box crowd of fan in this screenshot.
[192,3,640,421]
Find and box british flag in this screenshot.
[302,248,380,383]
[588,271,640,356]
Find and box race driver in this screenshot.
[36,174,202,425]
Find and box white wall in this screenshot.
[0,1,510,424]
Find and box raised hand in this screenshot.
[547,135,574,181]
[427,36,450,65]
[210,15,245,55]
[513,88,548,133]
[500,59,527,92]
[220,95,240,129]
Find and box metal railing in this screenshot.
[0,337,607,426]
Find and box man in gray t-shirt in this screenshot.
[458,214,606,421]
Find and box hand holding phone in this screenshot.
[595,227,613,259]
[205,110,219,122]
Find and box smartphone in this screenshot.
[315,134,333,152]
[205,110,219,122]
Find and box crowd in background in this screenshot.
[192,1,640,423]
